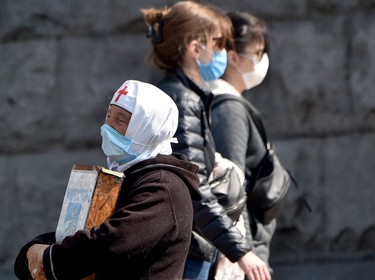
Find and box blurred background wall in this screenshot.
[1,0,375,279]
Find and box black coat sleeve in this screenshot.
[14,232,56,280]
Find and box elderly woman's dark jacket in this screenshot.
[14,154,201,280]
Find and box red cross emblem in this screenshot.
[115,86,128,102]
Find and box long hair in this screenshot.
[141,1,232,71]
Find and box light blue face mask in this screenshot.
[197,48,228,81]
[100,124,137,164]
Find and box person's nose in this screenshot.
[105,117,115,129]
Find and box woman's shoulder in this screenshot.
[157,76,202,111]
[212,94,249,114]
[158,75,197,98]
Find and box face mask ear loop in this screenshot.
[196,44,212,65]
[234,53,249,76]
[234,63,245,76]
[240,53,259,65]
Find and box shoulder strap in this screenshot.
[212,94,268,146]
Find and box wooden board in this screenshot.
[56,164,124,242]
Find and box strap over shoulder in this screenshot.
[212,94,268,145]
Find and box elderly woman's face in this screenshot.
[105,105,132,135]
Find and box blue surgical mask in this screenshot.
[197,47,227,81]
[100,124,137,164]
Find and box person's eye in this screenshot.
[117,117,127,124]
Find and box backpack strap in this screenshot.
[212,94,268,147]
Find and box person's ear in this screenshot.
[188,40,201,60]
[227,50,239,66]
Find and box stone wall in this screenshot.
[1,0,375,277]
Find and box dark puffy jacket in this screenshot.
[157,70,251,263]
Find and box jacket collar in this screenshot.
[207,79,241,97]
[166,69,214,115]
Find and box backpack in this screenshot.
[208,153,247,222]
[212,94,311,224]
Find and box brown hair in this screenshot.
[141,1,232,71]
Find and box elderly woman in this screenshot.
[14,80,201,280]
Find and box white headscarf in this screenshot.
[107,80,178,172]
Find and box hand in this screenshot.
[27,244,49,280]
[237,251,271,280]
